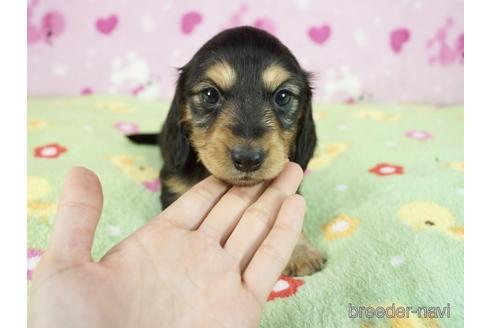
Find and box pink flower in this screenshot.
[143,178,161,192]
[131,84,145,96]
[34,143,67,158]
[81,87,93,95]
[369,163,404,176]
[405,130,432,141]
[114,122,139,135]
[268,275,304,301]
[27,248,43,280]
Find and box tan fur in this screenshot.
[188,106,293,186]
[283,233,326,276]
[205,61,237,90]
[163,176,191,195]
[262,64,291,91]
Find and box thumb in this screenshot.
[47,167,103,263]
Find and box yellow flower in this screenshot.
[308,142,349,171]
[28,201,56,223]
[27,176,56,223]
[28,119,48,131]
[28,176,51,200]
[324,213,359,240]
[354,110,401,123]
[447,161,464,172]
[110,155,159,182]
[95,101,134,113]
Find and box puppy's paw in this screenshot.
[283,243,326,276]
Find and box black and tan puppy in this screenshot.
[129,26,325,276]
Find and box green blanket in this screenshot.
[27,96,464,327]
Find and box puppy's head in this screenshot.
[163,26,316,186]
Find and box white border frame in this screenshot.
[0,0,27,327]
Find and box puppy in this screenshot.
[128,26,325,276]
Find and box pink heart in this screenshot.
[96,15,118,35]
[42,11,65,38]
[181,11,202,35]
[308,24,331,45]
[390,28,411,53]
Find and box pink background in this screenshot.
[27,0,464,104]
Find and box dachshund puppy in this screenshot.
[128,26,325,276]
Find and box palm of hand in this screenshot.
[29,164,305,328]
[106,222,263,328]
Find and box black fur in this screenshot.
[158,70,195,172]
[290,87,317,170]
[127,133,158,145]
[157,70,209,208]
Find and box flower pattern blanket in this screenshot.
[27,96,464,327]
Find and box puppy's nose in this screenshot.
[231,147,265,172]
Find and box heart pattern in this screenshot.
[27,2,463,104]
[96,15,118,35]
[308,24,331,45]
[27,5,65,44]
[181,11,202,34]
[390,28,411,53]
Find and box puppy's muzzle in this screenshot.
[230,146,265,172]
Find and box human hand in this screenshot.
[28,163,305,328]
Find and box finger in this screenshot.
[243,194,305,302]
[199,182,267,245]
[158,175,230,230]
[224,162,303,271]
[48,167,103,263]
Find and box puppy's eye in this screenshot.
[201,87,220,105]
[274,89,292,107]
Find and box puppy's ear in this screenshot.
[291,78,317,170]
[159,67,194,170]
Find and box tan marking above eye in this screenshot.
[205,61,237,90]
[262,64,291,92]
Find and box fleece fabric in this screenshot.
[27,96,464,327]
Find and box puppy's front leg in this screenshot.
[283,232,326,276]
